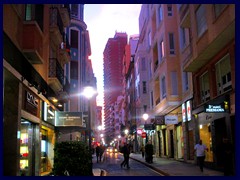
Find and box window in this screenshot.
[161,76,166,98]
[159,40,165,62]
[151,91,154,108]
[148,31,151,47]
[141,58,146,71]
[25,4,44,31]
[71,29,78,49]
[215,54,232,95]
[143,81,147,94]
[200,72,210,102]
[143,105,147,112]
[171,71,178,95]
[182,72,189,92]
[169,33,175,54]
[158,6,163,24]
[214,4,227,18]
[70,61,78,79]
[180,27,186,49]
[167,4,173,16]
[71,4,79,18]
[196,5,207,37]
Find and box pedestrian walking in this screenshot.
[193,139,208,172]
[95,144,101,163]
[145,141,153,163]
[140,145,145,158]
[99,144,104,162]
[120,143,131,169]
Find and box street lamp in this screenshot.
[124,129,129,143]
[142,113,149,144]
[82,86,97,176]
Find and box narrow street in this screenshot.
[92,152,163,176]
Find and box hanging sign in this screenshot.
[186,100,191,121]
[182,103,186,122]
[165,115,178,124]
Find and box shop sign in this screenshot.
[142,132,146,138]
[55,112,87,128]
[137,129,143,135]
[165,115,178,124]
[186,100,191,121]
[182,103,186,122]
[205,104,225,113]
[155,116,165,125]
[144,124,155,130]
[23,90,39,116]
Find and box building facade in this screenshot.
[103,32,127,144]
[3,4,71,175]
[134,4,235,173]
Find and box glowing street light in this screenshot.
[82,86,97,176]
[142,113,149,121]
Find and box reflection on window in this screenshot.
[215,54,232,95]
[200,71,210,102]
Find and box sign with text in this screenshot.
[23,89,39,117]
[55,112,87,127]
[165,115,178,124]
[205,104,225,113]
[144,124,155,130]
[155,116,165,125]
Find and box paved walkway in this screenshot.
[93,153,224,176]
[130,153,224,176]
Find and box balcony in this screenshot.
[57,77,70,102]
[59,35,71,64]
[59,4,71,27]
[48,58,64,92]
[179,4,190,28]
[22,21,44,64]
[50,8,64,47]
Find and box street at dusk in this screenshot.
[3,4,236,176]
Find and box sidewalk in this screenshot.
[130,153,224,176]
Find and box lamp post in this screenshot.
[82,86,96,176]
[143,113,149,144]
[124,129,129,143]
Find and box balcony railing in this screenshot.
[48,58,64,92]
[155,97,160,105]
[50,7,64,46]
[59,4,71,27]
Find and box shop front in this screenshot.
[20,87,41,176]
[193,94,234,170]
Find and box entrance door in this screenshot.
[170,130,174,158]
[20,119,36,176]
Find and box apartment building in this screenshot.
[135,4,235,173]
[179,4,235,171]
[3,4,71,175]
[3,4,96,176]
[56,4,97,144]
[103,32,127,144]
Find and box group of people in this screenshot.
[95,144,105,163]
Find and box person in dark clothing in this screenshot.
[99,144,104,162]
[95,145,101,163]
[145,141,153,163]
[120,143,131,169]
[140,145,145,158]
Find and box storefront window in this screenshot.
[20,119,35,176]
[41,129,48,173]
[199,123,213,162]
